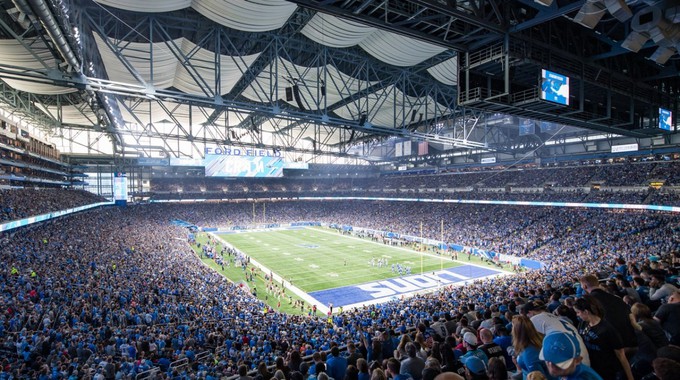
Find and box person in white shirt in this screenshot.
[649,274,678,304]
[523,300,590,367]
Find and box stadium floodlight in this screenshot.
[649,46,675,64]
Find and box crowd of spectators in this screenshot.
[583,190,649,205]
[1,196,679,380]
[148,187,680,207]
[0,188,107,222]
[124,201,680,261]
[147,159,680,207]
[647,191,680,207]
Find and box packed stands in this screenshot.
[0,198,678,379]
[0,188,107,222]
[146,158,680,207]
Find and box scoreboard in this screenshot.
[113,172,127,206]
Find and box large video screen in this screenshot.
[113,172,127,202]
[540,69,569,106]
[204,155,285,177]
[659,108,673,131]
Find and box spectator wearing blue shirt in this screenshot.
[326,346,348,380]
[511,315,550,380]
[386,358,412,380]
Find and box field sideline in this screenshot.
[213,226,511,313]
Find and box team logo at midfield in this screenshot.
[298,244,320,249]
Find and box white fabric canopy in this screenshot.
[359,30,447,67]
[95,34,178,89]
[301,13,376,48]
[240,58,378,110]
[428,57,459,86]
[194,0,297,32]
[303,13,447,67]
[173,39,260,96]
[116,99,251,129]
[8,2,461,159]
[95,0,191,13]
[0,39,76,94]
[35,103,97,126]
[96,0,297,32]
[334,85,451,128]
[95,35,259,96]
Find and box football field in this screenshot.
[214,227,507,310]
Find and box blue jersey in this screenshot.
[558,364,603,380]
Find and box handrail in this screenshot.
[170,357,189,371]
[135,367,160,380]
[195,350,212,363]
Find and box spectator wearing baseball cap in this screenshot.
[540,332,602,380]
[459,332,489,367]
[461,356,488,380]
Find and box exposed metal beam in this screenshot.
[409,0,505,33]
[286,0,471,51]
[510,0,585,32]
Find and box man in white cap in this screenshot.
[540,332,602,380]
[459,332,488,365]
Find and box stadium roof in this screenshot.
[0,0,678,164]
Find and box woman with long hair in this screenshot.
[439,341,458,373]
[511,315,549,380]
[370,338,383,364]
[370,368,387,380]
[257,362,273,380]
[631,302,669,350]
[429,341,443,364]
[573,295,633,380]
[413,332,430,360]
[394,334,413,361]
[487,357,508,380]
[288,350,303,373]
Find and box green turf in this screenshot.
[190,233,313,315]
[214,227,461,292]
